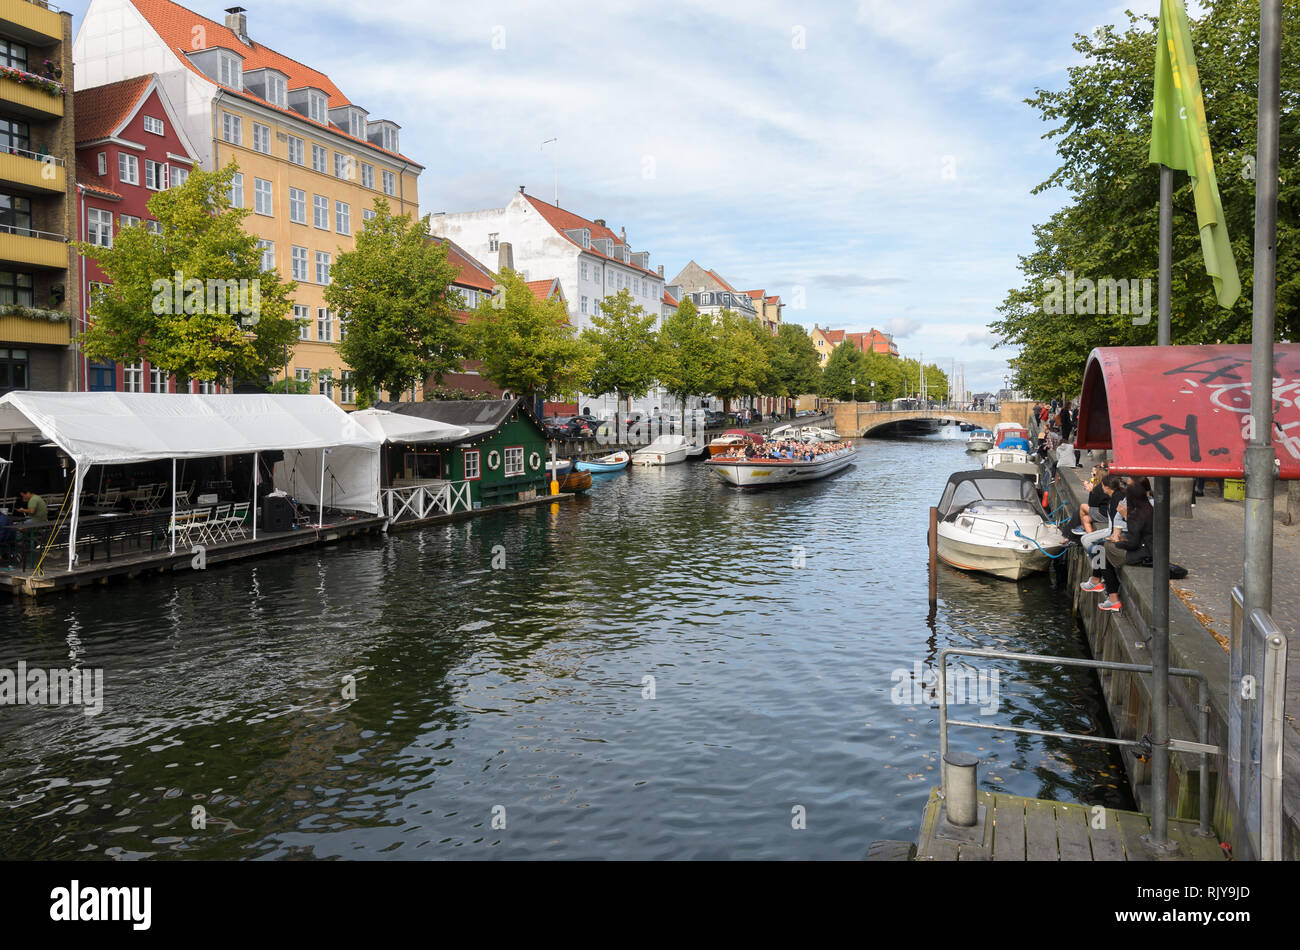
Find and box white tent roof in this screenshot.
[348,408,470,444]
[0,391,381,465]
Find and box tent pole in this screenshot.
[252,451,259,540]
[67,462,84,573]
[319,450,326,528]
[170,458,177,554]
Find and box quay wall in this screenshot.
[1053,468,1300,859]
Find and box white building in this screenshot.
[431,187,670,418]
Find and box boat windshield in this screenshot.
[938,474,1039,519]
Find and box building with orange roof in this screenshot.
[0,0,77,395]
[73,0,424,405]
[75,74,203,393]
[811,324,898,367]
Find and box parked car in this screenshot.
[703,410,727,428]
[545,417,594,440]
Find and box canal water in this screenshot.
[0,433,1130,859]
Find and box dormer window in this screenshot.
[219,51,242,89]
[308,91,328,124]
[582,231,590,249]
[265,73,286,107]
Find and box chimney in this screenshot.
[594,218,606,228]
[498,241,514,273]
[519,185,526,193]
[619,226,627,243]
[224,6,250,44]
[657,265,664,278]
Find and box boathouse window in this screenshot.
[503,445,524,477]
[463,450,480,480]
[403,452,441,480]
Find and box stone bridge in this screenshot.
[833,400,1038,438]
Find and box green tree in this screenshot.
[656,296,715,416]
[327,199,464,404]
[77,161,297,385]
[708,309,772,412]
[580,288,659,418]
[465,269,592,403]
[991,0,1299,397]
[819,341,864,400]
[770,323,822,401]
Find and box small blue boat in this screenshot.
[574,450,630,473]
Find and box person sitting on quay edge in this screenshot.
[15,488,48,524]
[1086,482,1153,613]
[1073,464,1111,534]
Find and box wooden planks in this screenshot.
[1024,798,1060,860]
[990,794,1025,861]
[1088,808,1128,861]
[1055,802,1095,861]
[1114,809,1153,860]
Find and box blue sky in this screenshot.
[65,0,1174,393]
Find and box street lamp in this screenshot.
[851,376,857,405]
[870,380,875,404]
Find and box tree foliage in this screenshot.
[580,288,660,413]
[707,309,772,410]
[77,161,297,384]
[327,199,464,402]
[770,323,823,398]
[991,0,1299,399]
[656,296,715,413]
[464,269,592,402]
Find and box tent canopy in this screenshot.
[1075,345,1300,479]
[0,391,383,513]
[348,408,470,444]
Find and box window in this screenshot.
[265,74,287,108]
[229,172,244,208]
[380,126,397,152]
[294,305,310,339]
[313,194,329,229]
[339,370,355,405]
[581,261,588,281]
[360,163,374,189]
[0,40,27,72]
[170,165,189,188]
[461,288,477,309]
[0,347,27,394]
[87,360,115,392]
[315,252,331,285]
[0,270,33,306]
[308,92,327,124]
[311,144,327,173]
[291,246,308,281]
[504,446,524,477]
[87,208,113,247]
[144,159,167,190]
[289,187,306,224]
[197,379,217,395]
[334,153,354,180]
[317,307,332,341]
[96,152,106,175]
[581,296,588,314]
[219,53,242,90]
[0,118,29,156]
[317,368,333,399]
[257,239,274,271]
[118,153,138,185]
[463,450,480,480]
[149,366,169,393]
[488,233,499,252]
[362,209,376,224]
[295,368,311,390]
[222,112,242,145]
[123,361,143,393]
[254,177,273,215]
[382,170,395,196]
[287,135,304,165]
[252,122,271,154]
[120,214,140,230]
[145,220,162,234]
[86,281,109,312]
[143,115,164,135]
[338,312,349,341]
[335,200,350,235]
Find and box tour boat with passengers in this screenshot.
[705,440,857,489]
[934,469,1066,580]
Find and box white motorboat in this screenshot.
[966,429,995,452]
[983,447,1040,478]
[632,434,690,466]
[683,437,707,459]
[706,443,857,488]
[769,423,840,443]
[934,469,1066,580]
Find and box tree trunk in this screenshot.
[1285,480,1300,526]
[1170,477,1195,519]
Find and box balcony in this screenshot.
[0,306,69,345]
[0,224,67,268]
[0,0,63,45]
[0,68,64,118]
[0,145,63,192]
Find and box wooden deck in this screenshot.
[915,788,1227,861]
[0,515,388,597]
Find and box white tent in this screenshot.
[348,408,470,445]
[0,392,383,569]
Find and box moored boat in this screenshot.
[983,447,1040,478]
[632,435,690,466]
[992,422,1030,448]
[558,469,592,493]
[966,429,995,452]
[706,442,856,488]
[707,429,762,457]
[934,469,1066,580]
[574,450,630,473]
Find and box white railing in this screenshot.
[383,479,471,522]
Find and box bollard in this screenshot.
[943,751,979,827]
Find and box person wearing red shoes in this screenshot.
[1097,482,1154,613]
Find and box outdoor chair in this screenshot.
[168,509,195,549]
[227,502,250,539]
[208,504,232,543]
[188,507,212,545]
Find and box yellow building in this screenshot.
[74,0,423,405]
[0,0,77,394]
[810,325,845,367]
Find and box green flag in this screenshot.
[1149,0,1240,309]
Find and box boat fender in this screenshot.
[1042,490,1050,508]
[529,452,541,471]
[487,450,501,471]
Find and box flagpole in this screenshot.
[1244,0,1280,623]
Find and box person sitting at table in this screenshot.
[16,488,47,524]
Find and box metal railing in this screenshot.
[0,144,64,166]
[937,646,1218,836]
[0,222,65,241]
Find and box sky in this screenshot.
[64,0,1175,394]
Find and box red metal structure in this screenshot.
[1075,344,1300,479]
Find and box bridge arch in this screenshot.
[851,410,1004,438]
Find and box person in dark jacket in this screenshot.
[1096,482,1153,612]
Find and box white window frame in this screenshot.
[291,246,308,281]
[504,446,525,477]
[123,361,143,393]
[294,304,310,338]
[463,450,481,481]
[257,239,274,271]
[222,112,242,146]
[254,177,273,216]
[219,53,242,90]
[252,122,271,154]
[311,143,327,172]
[119,214,140,230]
[143,115,164,135]
[287,135,304,165]
[360,163,374,189]
[381,169,395,196]
[118,152,138,185]
[308,92,327,124]
[313,194,329,230]
[317,307,332,342]
[229,172,244,208]
[149,366,168,394]
[87,208,113,247]
[317,368,333,399]
[289,187,306,224]
[144,159,167,191]
[315,251,331,285]
[96,152,106,175]
[170,165,189,189]
[339,370,355,405]
[335,200,350,235]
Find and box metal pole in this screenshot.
[252,451,259,540]
[1244,0,1281,621]
[1146,163,1175,852]
[170,457,176,554]
[66,462,83,573]
[928,506,938,606]
[318,450,326,529]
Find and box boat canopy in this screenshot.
[349,408,469,445]
[937,469,1040,519]
[1075,344,1300,479]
